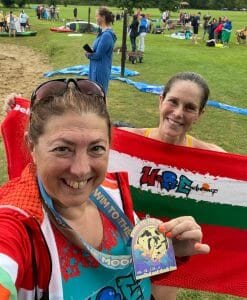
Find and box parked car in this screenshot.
[51,21,99,34]
[240,8,247,11]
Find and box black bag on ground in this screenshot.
[206,39,215,47]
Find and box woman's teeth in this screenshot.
[66,179,87,189]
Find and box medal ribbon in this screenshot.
[37,177,133,270]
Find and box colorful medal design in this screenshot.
[131,217,177,280]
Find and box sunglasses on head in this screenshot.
[30,78,106,107]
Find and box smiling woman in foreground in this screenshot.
[0,78,209,300]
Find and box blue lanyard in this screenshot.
[37,177,133,270]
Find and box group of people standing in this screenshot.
[128,13,148,53]
[178,11,233,47]
[207,16,233,47]
[36,5,59,21]
[0,10,29,36]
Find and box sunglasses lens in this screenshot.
[77,80,105,99]
[31,78,105,107]
[34,81,67,101]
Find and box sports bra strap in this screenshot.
[144,128,151,137]
[186,135,193,147]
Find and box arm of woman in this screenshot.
[88,32,114,61]
[0,211,31,299]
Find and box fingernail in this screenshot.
[159,225,166,233]
[166,231,172,238]
[195,243,201,250]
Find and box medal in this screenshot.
[131,217,177,280]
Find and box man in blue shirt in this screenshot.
[138,14,148,52]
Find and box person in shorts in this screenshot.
[19,10,28,32]
[191,12,201,44]
[0,10,5,32]
[6,11,17,37]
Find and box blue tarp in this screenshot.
[114,77,247,115]
[113,77,163,95]
[114,78,247,116]
[44,65,139,78]
[207,100,247,115]
[43,66,247,115]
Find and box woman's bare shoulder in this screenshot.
[192,137,226,153]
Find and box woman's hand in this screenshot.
[159,216,210,257]
[3,93,20,114]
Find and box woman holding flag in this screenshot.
[121,71,225,299]
[0,78,209,299]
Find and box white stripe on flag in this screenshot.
[108,150,247,207]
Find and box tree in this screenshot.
[157,0,181,12]
[111,0,153,14]
[1,0,15,7]
[237,0,247,8]
[15,0,27,8]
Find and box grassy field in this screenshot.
[0,5,246,300]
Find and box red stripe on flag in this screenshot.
[112,128,247,181]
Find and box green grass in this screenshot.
[0,5,246,300]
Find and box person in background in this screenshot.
[184,22,192,40]
[221,17,232,47]
[120,71,225,299]
[135,7,142,18]
[50,5,56,21]
[208,17,217,40]
[0,78,210,300]
[129,14,139,52]
[85,6,116,95]
[19,10,28,32]
[162,10,169,29]
[202,14,211,41]
[214,17,223,43]
[191,12,201,44]
[6,11,17,37]
[0,10,5,32]
[73,7,77,19]
[122,72,225,152]
[36,5,41,19]
[138,13,148,53]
